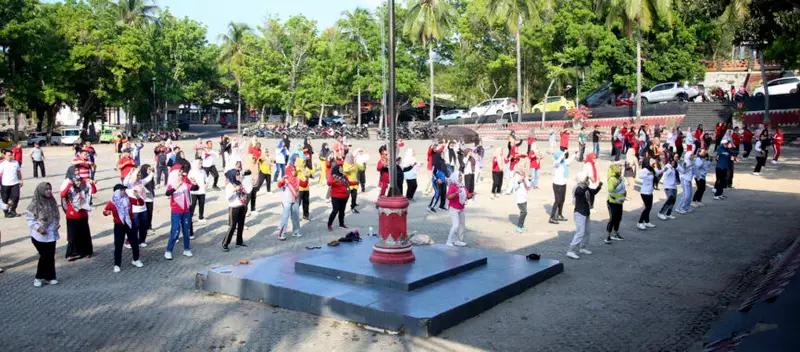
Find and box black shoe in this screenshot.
[236,243,247,247]
[439,206,447,211]
[556,215,567,222]
[548,219,559,224]
[339,224,348,229]
[526,253,541,261]
[222,245,230,252]
[352,208,360,214]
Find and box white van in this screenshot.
[60,127,82,145]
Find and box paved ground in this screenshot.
[0,126,798,351]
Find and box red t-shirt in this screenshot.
[447,184,465,210]
[742,130,754,143]
[559,131,570,149]
[528,151,540,169]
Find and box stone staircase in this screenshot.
[682,102,733,128]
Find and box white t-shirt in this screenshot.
[0,160,21,185]
[202,150,217,168]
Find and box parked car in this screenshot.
[0,131,14,149]
[436,109,466,121]
[466,98,518,118]
[753,76,800,96]
[615,92,635,107]
[638,82,700,104]
[26,132,62,146]
[532,96,576,113]
[323,115,345,126]
[99,128,115,143]
[60,127,83,145]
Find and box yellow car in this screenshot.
[532,96,576,113]
[0,132,14,149]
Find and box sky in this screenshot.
[160,0,383,43]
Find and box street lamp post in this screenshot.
[370,0,414,265]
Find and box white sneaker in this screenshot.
[446,242,455,246]
[164,251,173,260]
[579,248,593,255]
[771,160,777,164]
[278,234,287,241]
[645,223,656,228]
[690,202,699,208]
[752,172,760,176]
[250,210,259,216]
[668,215,677,220]
[189,235,195,240]
[637,223,647,230]
[713,196,723,200]
[182,250,193,257]
[33,279,43,287]
[198,219,208,224]
[675,209,686,214]
[124,243,132,249]
[566,251,580,259]
[658,213,668,220]
[292,232,303,237]
[697,202,705,207]
[48,279,58,285]
[453,241,467,247]
[131,260,144,268]
[113,266,121,273]
[139,242,148,248]
[0,267,4,273]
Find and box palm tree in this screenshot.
[115,0,158,26]
[340,9,374,126]
[403,0,456,122]
[489,0,550,122]
[219,22,251,135]
[599,0,672,120]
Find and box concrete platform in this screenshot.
[196,237,563,336]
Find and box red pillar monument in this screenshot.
[370,0,414,264]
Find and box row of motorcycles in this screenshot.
[243,124,370,139]
[139,129,183,142]
[378,123,440,140]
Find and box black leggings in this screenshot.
[550,184,566,219]
[491,171,503,194]
[714,168,726,196]
[606,202,623,233]
[32,238,56,281]
[204,166,219,188]
[358,170,366,192]
[639,194,653,223]
[350,189,358,209]
[249,188,258,211]
[299,190,310,218]
[693,178,706,202]
[0,184,20,213]
[464,174,474,195]
[113,223,139,266]
[255,172,271,192]
[224,206,246,246]
[754,156,766,173]
[328,197,348,227]
[405,179,417,200]
[144,201,154,232]
[191,194,205,219]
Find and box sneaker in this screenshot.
[139,242,148,248]
[771,160,778,164]
[453,241,467,247]
[189,235,195,240]
[131,260,144,268]
[675,209,686,214]
[236,243,248,247]
[720,195,727,199]
[164,251,173,260]
[697,202,705,207]
[222,245,230,252]
[33,279,43,287]
[645,223,656,228]
[198,219,208,224]
[278,235,287,241]
[579,248,593,255]
[446,242,455,247]
[428,207,436,213]
[752,172,760,176]
[611,233,624,241]
[566,251,580,260]
[604,238,612,244]
[0,267,4,273]
[292,232,303,237]
[637,223,647,230]
[113,266,121,273]
[352,208,360,214]
[668,215,677,219]
[515,227,524,233]
[124,242,132,249]
[47,279,58,285]
[548,219,559,224]
[658,213,668,220]
[250,210,259,216]
[713,196,723,200]
[690,202,699,208]
[556,215,567,222]
[182,250,193,257]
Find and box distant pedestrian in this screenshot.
[752,131,769,175]
[30,143,46,178]
[403,148,419,200]
[577,127,586,161]
[26,182,61,287]
[692,150,710,207]
[223,168,249,251]
[548,149,570,224]
[676,153,695,214]
[637,158,662,230]
[327,164,356,231]
[509,168,531,233]
[566,171,603,260]
[446,170,471,246]
[0,149,23,217]
[713,139,732,200]
[428,152,447,212]
[605,163,626,243]
[772,128,784,164]
[591,125,601,157]
[275,160,302,240]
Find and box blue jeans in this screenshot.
[167,212,191,252]
[278,202,300,236]
[678,180,693,211]
[273,163,285,182]
[529,168,539,188]
[593,142,600,156]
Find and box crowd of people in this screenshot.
[0,120,788,284]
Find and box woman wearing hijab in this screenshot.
[274,140,287,182]
[549,149,570,224]
[318,143,331,186]
[296,156,314,220]
[605,163,626,243]
[675,153,695,214]
[403,148,420,200]
[223,167,249,250]
[327,164,357,231]
[637,157,662,230]
[103,184,144,272]
[122,166,150,248]
[188,159,208,226]
[462,148,476,196]
[428,152,447,212]
[60,166,96,261]
[164,161,197,260]
[490,147,507,199]
[138,164,156,242]
[275,156,302,240]
[26,182,61,287]
[445,170,471,246]
[343,152,360,213]
[566,171,603,260]
[376,145,390,197]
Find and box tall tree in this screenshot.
[219,22,251,134]
[403,0,456,122]
[600,0,673,120]
[114,0,158,26]
[338,8,379,125]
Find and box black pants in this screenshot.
[727,163,734,187]
[660,189,677,215]
[578,143,585,162]
[299,190,310,218]
[405,179,418,200]
[607,202,623,233]
[249,188,258,211]
[349,189,358,209]
[358,170,366,192]
[204,166,219,188]
[65,217,93,258]
[517,202,528,227]
[550,184,566,219]
[754,156,766,173]
[255,172,271,192]
[491,171,503,194]
[32,238,56,281]
[743,142,752,158]
[156,165,169,186]
[714,168,727,196]
[464,174,474,195]
[328,197,347,227]
[639,194,653,223]
[1,184,20,213]
[144,202,154,233]
[436,182,447,208]
[693,178,706,202]
[113,223,139,266]
[223,206,246,247]
[32,160,46,178]
[676,145,684,158]
[133,212,148,245]
[191,194,206,219]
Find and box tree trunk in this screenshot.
[237,79,242,135]
[759,50,770,125]
[319,103,324,127]
[516,16,523,123]
[357,87,362,126]
[429,45,435,123]
[635,35,642,120]
[541,78,556,128]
